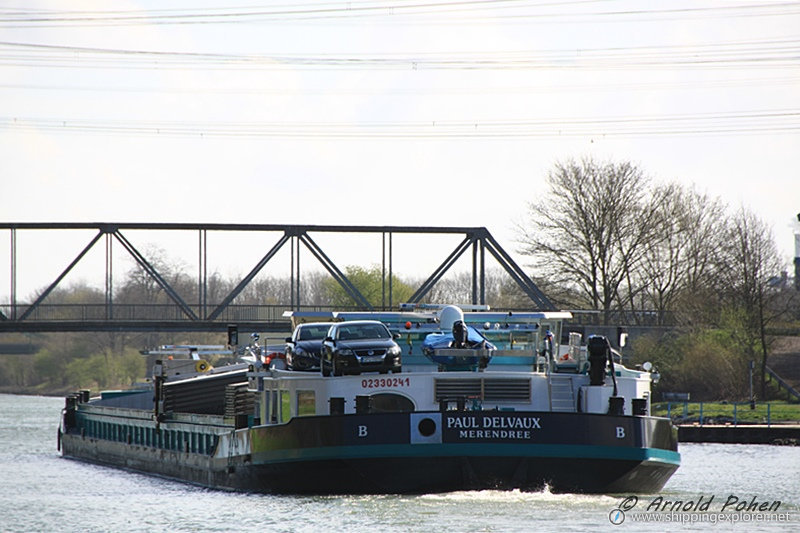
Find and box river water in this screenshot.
[1,394,798,532]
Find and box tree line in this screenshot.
[517,157,797,400]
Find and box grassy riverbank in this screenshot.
[652,401,800,424]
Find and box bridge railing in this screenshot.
[1,303,344,322]
[765,366,800,402]
[565,309,675,326]
[1,303,675,326]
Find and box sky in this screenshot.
[0,0,799,302]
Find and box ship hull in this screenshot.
[61,409,679,494]
[229,454,677,494]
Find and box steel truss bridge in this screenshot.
[0,223,554,333]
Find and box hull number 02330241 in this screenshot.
[361,377,411,389]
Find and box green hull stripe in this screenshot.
[251,443,681,466]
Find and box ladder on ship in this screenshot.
[548,375,576,412]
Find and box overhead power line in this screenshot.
[1,38,798,71]
[2,75,798,96]
[3,110,798,139]
[0,1,796,26]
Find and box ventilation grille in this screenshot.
[434,378,531,402]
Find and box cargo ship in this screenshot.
[58,305,679,494]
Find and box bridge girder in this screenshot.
[0,223,554,333]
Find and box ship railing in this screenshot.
[489,349,550,373]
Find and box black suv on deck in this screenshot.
[285,322,334,371]
[321,320,402,376]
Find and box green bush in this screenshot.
[631,327,751,401]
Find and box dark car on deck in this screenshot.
[321,320,402,376]
[285,322,335,371]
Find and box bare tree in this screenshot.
[715,207,784,398]
[299,271,335,306]
[516,157,661,323]
[116,244,191,305]
[421,270,504,307]
[639,184,726,325]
